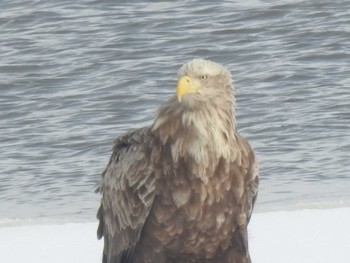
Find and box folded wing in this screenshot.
[96,128,158,263]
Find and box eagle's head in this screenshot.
[152,59,237,145]
[176,59,234,110]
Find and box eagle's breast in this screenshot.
[144,130,247,259]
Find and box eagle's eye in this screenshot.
[201,75,208,80]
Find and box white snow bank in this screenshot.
[0,222,102,263]
[250,208,350,263]
[0,208,349,263]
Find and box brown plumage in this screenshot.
[96,59,259,263]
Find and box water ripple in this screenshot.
[0,0,349,219]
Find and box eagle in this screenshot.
[96,59,259,263]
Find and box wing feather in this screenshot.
[96,127,157,263]
[234,133,259,219]
[229,134,259,259]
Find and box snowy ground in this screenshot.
[0,208,349,263]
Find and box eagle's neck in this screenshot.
[152,97,236,175]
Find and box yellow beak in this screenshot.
[176,76,199,103]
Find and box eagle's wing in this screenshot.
[96,127,158,263]
[231,134,259,258]
[235,133,259,221]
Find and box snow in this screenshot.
[0,208,349,263]
[250,208,350,263]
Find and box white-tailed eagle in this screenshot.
[96,59,259,263]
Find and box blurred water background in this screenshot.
[1,0,349,222]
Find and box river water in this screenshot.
[1,0,349,221]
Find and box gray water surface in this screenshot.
[1,0,350,221]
